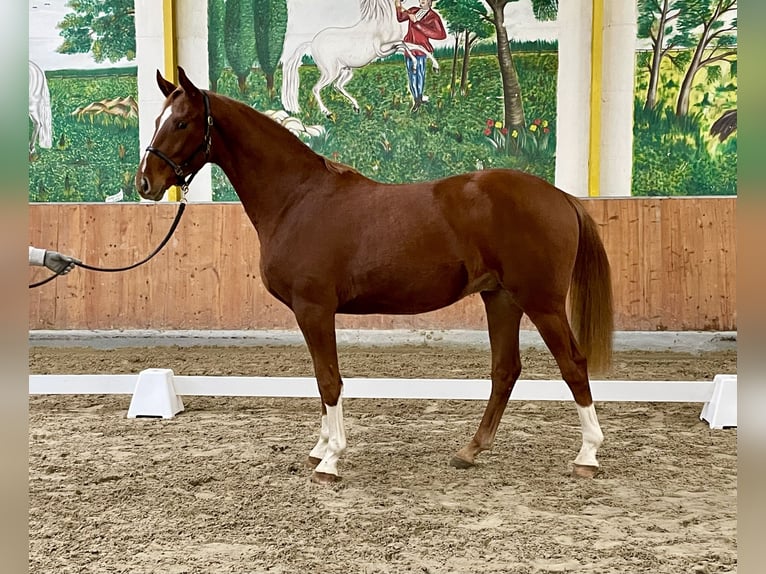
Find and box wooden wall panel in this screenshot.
[29,197,736,332]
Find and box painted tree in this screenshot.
[673,0,737,116]
[208,0,226,92]
[637,0,681,110]
[57,0,136,62]
[253,0,288,97]
[225,0,258,93]
[438,0,494,98]
[482,0,558,132]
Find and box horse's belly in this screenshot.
[336,264,487,315]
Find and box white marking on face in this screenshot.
[139,104,174,172]
[574,403,604,467]
[314,397,347,477]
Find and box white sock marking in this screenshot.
[309,414,329,460]
[314,397,347,477]
[574,403,604,467]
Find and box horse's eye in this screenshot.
[177,121,187,129]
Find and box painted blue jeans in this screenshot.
[406,54,427,101]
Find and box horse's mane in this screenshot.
[210,91,362,177]
[323,157,361,176]
[360,0,395,21]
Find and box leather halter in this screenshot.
[145,90,213,191]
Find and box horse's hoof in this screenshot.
[311,471,342,485]
[449,455,475,469]
[571,464,599,479]
[305,456,321,469]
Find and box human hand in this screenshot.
[43,251,79,275]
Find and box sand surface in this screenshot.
[29,346,737,573]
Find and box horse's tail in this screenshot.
[565,194,614,375]
[30,62,53,149]
[38,75,53,149]
[280,41,311,113]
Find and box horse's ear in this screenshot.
[177,66,201,98]
[156,70,177,97]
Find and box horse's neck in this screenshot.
[210,97,322,236]
[361,0,400,35]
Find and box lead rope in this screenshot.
[30,92,212,289]
[29,198,187,289]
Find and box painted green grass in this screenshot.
[27,49,736,201]
[212,53,558,200]
[28,70,139,202]
[632,52,737,196]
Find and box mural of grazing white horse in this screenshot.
[281,0,439,115]
[29,60,53,156]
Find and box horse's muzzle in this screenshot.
[136,176,164,202]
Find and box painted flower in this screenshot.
[494,121,503,129]
[500,127,508,135]
[542,120,549,128]
[533,118,542,126]
[484,128,492,136]
[530,124,538,132]
[486,119,495,127]
[511,129,518,138]
[543,127,550,134]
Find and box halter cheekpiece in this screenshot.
[145,90,213,194]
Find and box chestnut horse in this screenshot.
[136,68,614,484]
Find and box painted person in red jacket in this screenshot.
[395,0,446,111]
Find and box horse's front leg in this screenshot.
[293,301,346,484]
[375,41,399,59]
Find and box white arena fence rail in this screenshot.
[29,370,737,429]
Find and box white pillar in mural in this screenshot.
[176,0,213,201]
[135,0,213,202]
[600,0,637,197]
[554,0,592,198]
[134,0,165,204]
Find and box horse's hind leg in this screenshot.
[29,115,39,157]
[451,289,523,468]
[526,307,604,478]
[293,301,346,484]
[334,68,359,113]
[311,69,337,116]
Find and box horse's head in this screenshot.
[136,67,213,201]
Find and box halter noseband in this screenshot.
[145,90,213,193]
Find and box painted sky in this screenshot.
[29,0,133,70]
[30,0,558,71]
[283,0,558,59]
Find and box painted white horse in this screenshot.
[281,0,439,115]
[29,60,53,156]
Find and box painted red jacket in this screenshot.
[396,7,447,55]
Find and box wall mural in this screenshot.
[28,0,736,202]
[29,0,139,203]
[633,0,737,195]
[208,0,560,200]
